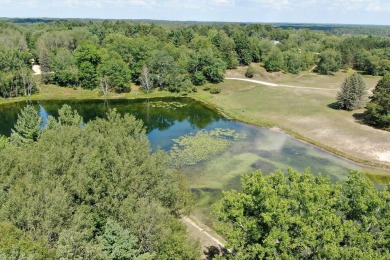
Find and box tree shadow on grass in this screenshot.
[353,112,388,131]
[352,112,366,124]
[204,245,231,260]
[327,102,341,110]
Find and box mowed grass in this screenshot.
[197,68,390,171]
[0,82,181,105]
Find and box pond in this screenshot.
[1,98,389,225]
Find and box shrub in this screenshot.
[209,87,221,94]
[245,65,255,78]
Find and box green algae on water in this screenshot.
[170,128,246,166]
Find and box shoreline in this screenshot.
[1,86,390,174]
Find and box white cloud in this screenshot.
[325,0,390,12]
[0,0,37,8]
[210,0,235,5]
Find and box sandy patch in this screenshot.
[32,65,41,75]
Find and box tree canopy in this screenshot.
[2,20,390,98]
[365,73,390,129]
[216,169,390,259]
[0,105,199,259]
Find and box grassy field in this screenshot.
[0,82,182,104]
[200,65,390,170]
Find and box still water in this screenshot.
[0,98,387,224]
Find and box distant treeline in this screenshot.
[275,23,390,38]
[1,19,390,98]
[3,18,390,36]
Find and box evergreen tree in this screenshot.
[10,105,42,145]
[365,73,390,128]
[99,219,152,260]
[337,72,367,110]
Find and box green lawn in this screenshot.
[196,69,389,171]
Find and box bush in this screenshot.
[191,71,206,86]
[202,84,211,91]
[209,87,221,94]
[245,65,255,78]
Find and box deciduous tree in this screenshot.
[216,169,390,259]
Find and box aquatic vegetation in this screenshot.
[148,101,187,109]
[170,128,246,166]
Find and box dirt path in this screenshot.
[225,77,336,91]
[181,216,229,259]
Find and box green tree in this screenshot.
[317,49,342,75]
[0,135,8,150]
[75,42,100,66]
[264,48,284,72]
[97,50,131,93]
[99,219,152,260]
[149,51,177,89]
[10,105,42,145]
[192,71,206,86]
[233,32,252,65]
[0,107,199,258]
[284,51,305,74]
[75,42,101,89]
[78,61,98,89]
[0,222,54,259]
[51,48,78,87]
[337,72,367,110]
[216,169,390,259]
[365,73,390,128]
[187,50,226,85]
[46,104,83,128]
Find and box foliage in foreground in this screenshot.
[337,72,367,110]
[216,169,390,259]
[365,73,390,129]
[0,105,199,259]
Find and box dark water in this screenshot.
[1,98,388,224]
[0,98,222,148]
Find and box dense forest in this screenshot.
[1,19,390,99]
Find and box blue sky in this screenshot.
[0,0,389,25]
